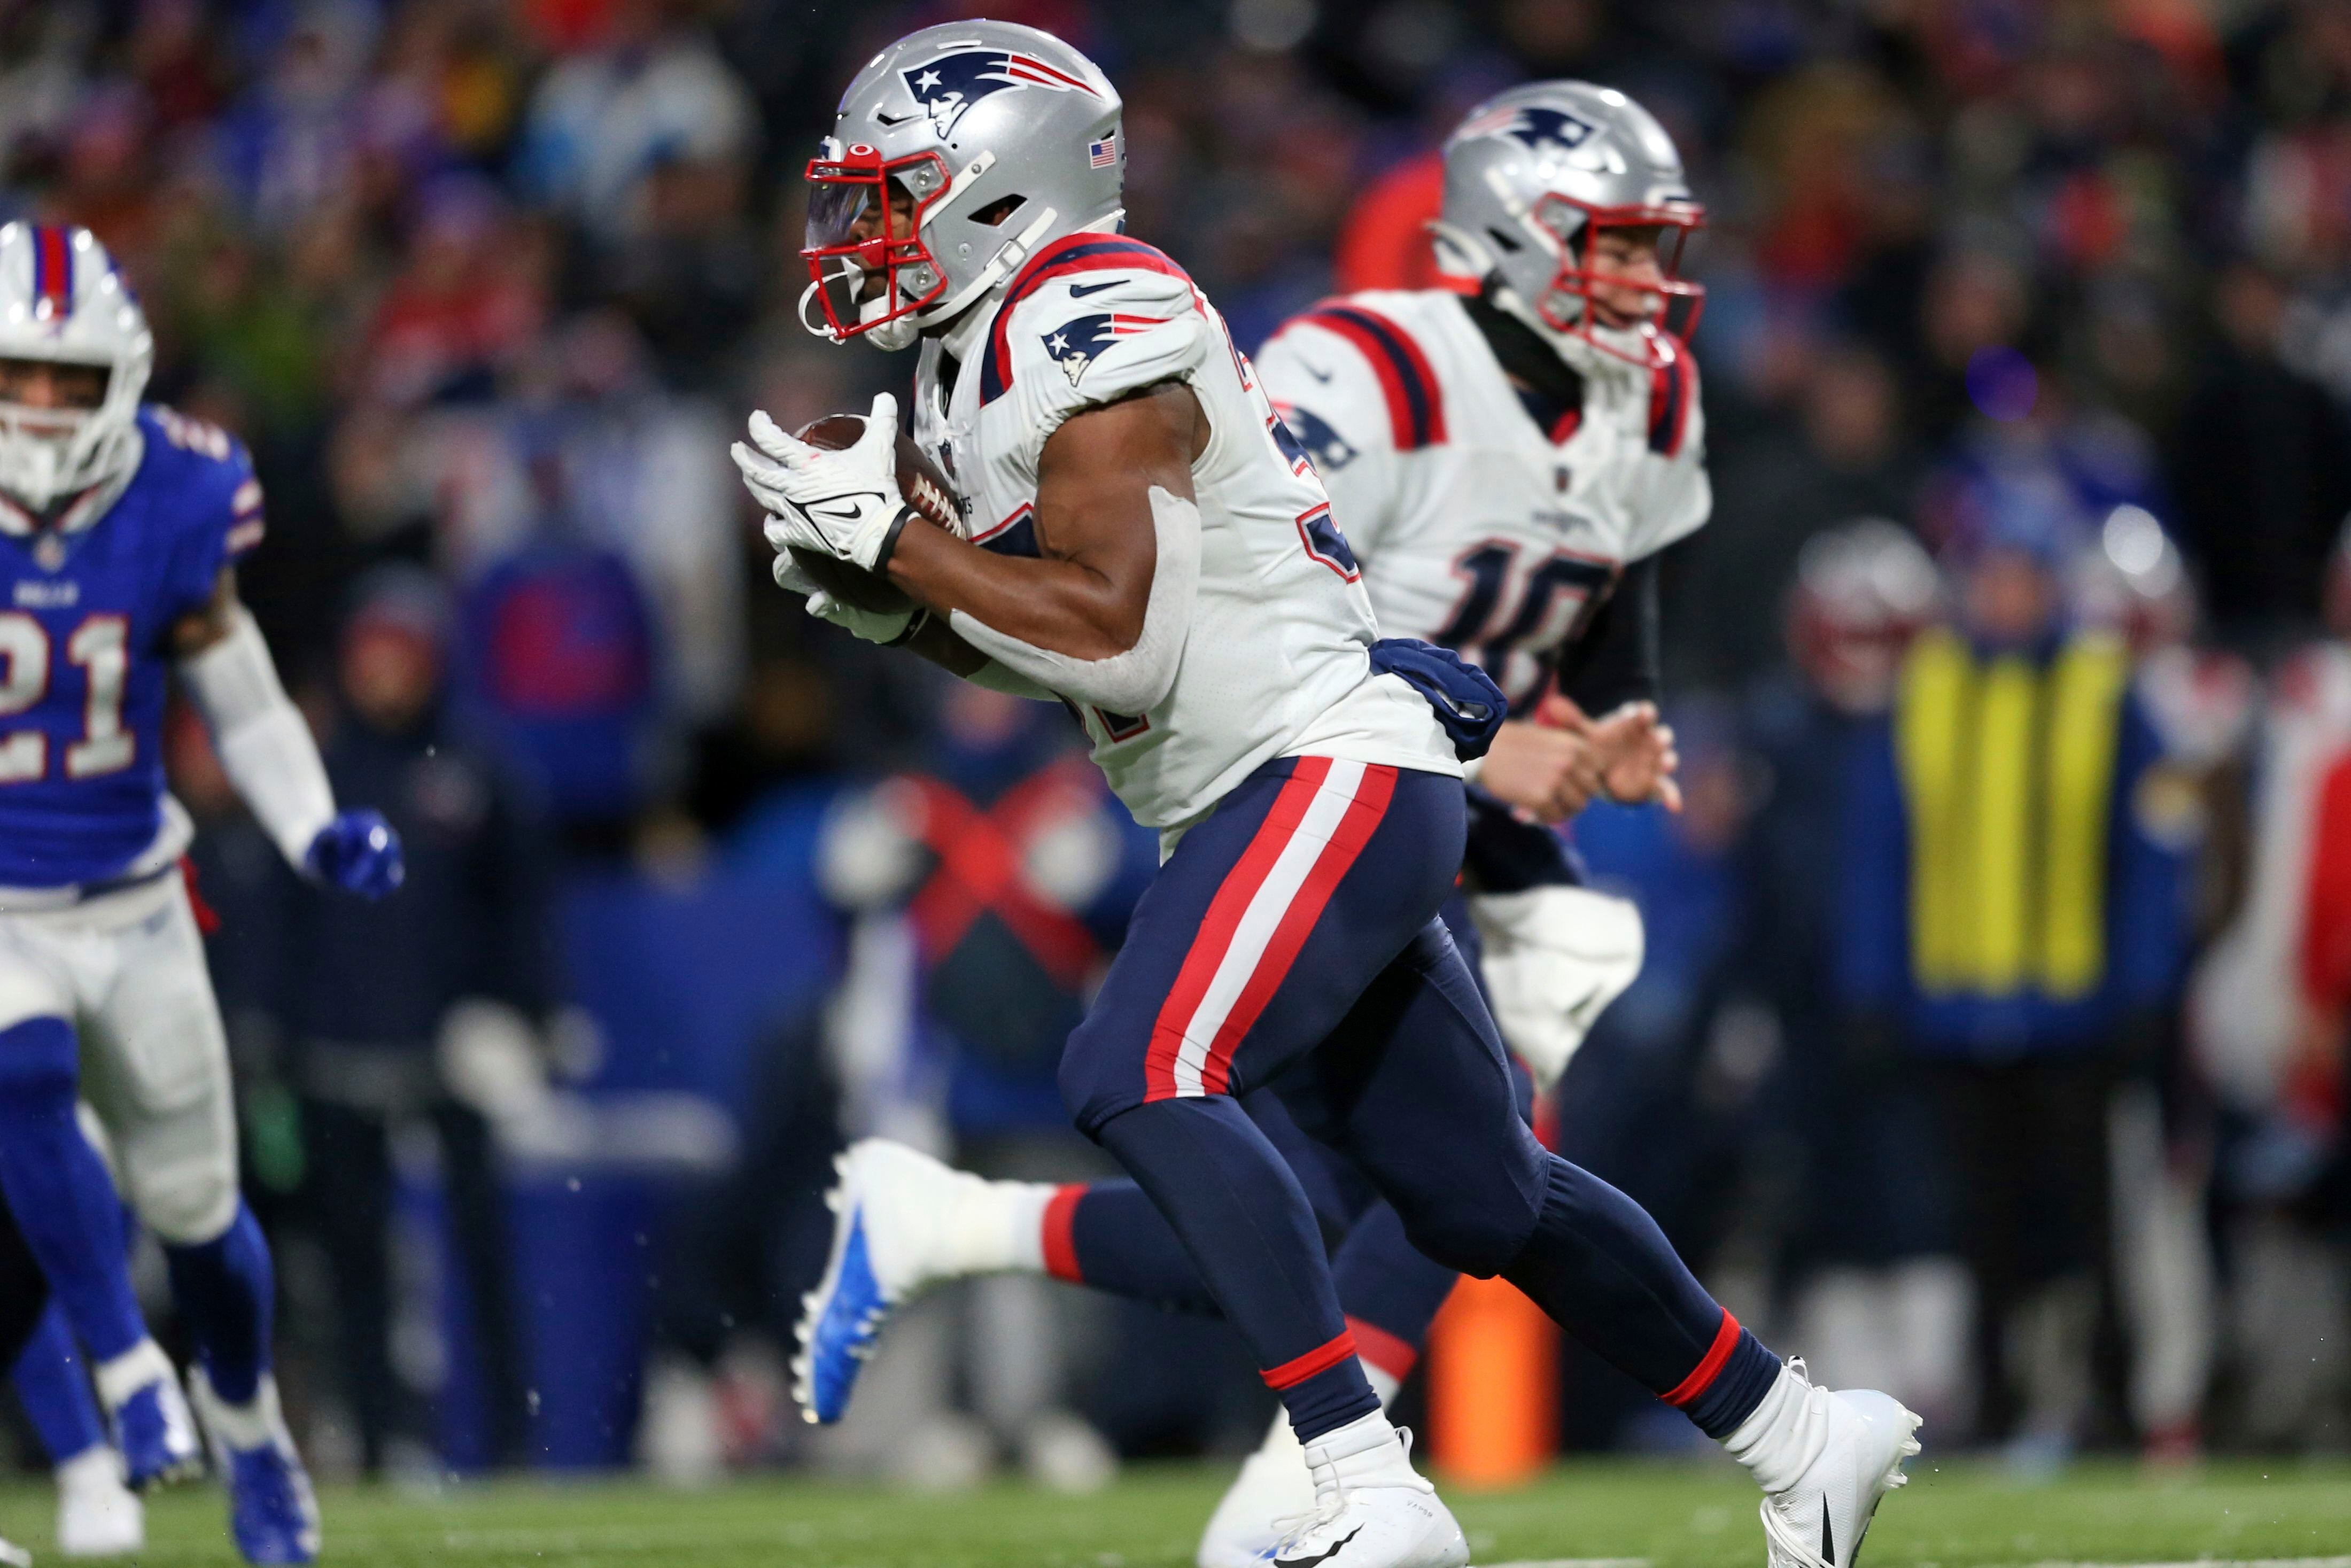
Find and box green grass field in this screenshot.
[3,1459,2346,1568]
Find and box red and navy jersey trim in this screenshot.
[29,226,72,320]
[1648,340,1696,457]
[1293,303,1446,451]
[981,235,1194,405]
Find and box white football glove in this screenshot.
[770,550,919,645]
[732,392,911,573]
[1469,884,1645,1093]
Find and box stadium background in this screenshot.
[4,0,2351,1496]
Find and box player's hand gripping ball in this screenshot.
[305,808,406,899]
[732,392,964,615]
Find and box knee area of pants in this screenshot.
[0,1015,77,1099]
[131,1160,238,1245]
[1393,1191,1537,1278]
[1057,1024,1135,1131]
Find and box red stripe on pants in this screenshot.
[1199,764,1395,1095]
[1262,1329,1360,1391]
[1143,758,1335,1101]
[1041,1185,1086,1284]
[1345,1315,1419,1384]
[1661,1309,1742,1407]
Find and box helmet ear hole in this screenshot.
[971,195,1028,227]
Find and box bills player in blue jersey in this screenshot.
[0,223,404,1565]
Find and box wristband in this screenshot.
[872,504,919,575]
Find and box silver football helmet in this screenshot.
[1789,519,1942,714]
[0,223,151,512]
[1432,81,1704,367]
[801,21,1123,351]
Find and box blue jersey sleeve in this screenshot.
[141,406,265,622]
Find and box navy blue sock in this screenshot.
[1047,1181,1227,1315]
[1332,1200,1458,1386]
[12,1301,105,1461]
[0,1017,146,1363]
[163,1202,273,1406]
[1095,1097,1378,1440]
[1500,1153,1781,1437]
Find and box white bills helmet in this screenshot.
[1432,82,1704,367]
[801,21,1123,350]
[0,223,152,512]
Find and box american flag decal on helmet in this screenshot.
[1041,313,1166,385]
[29,226,72,322]
[902,48,1101,137]
[1089,132,1119,169]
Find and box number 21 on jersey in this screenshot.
[0,612,132,782]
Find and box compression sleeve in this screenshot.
[177,606,336,868]
[1557,554,1662,715]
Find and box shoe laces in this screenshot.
[1268,1426,1433,1553]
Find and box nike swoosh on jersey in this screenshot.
[1300,361,1334,382]
[1066,280,1125,298]
[1276,1525,1362,1567]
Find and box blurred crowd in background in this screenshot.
[5,0,2351,1489]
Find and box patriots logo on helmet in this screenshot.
[1041,313,1165,385]
[1459,104,1596,156]
[902,48,1101,138]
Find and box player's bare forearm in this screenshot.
[168,568,242,658]
[886,382,1205,661]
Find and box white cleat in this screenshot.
[1266,1415,1467,1568]
[1199,1414,1316,1568]
[54,1447,143,1557]
[792,1139,1004,1424]
[1758,1365,1922,1568]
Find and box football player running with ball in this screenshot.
[0,224,404,1565]
[748,25,1917,1568]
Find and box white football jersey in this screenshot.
[911,234,1456,831]
[1253,290,1711,712]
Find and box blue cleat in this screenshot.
[99,1346,203,1491]
[190,1372,319,1565]
[792,1139,1038,1425]
[794,1208,886,1424]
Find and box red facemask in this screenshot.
[1526,195,1706,366]
[800,143,954,342]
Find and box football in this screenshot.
[787,415,965,616]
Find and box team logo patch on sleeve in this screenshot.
[902,49,1101,137]
[1042,314,1167,385]
[1273,405,1358,472]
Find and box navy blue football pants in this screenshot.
[1058,756,1778,1440]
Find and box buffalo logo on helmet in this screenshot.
[1041,313,1166,386]
[1457,103,1597,156]
[901,48,1101,138]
